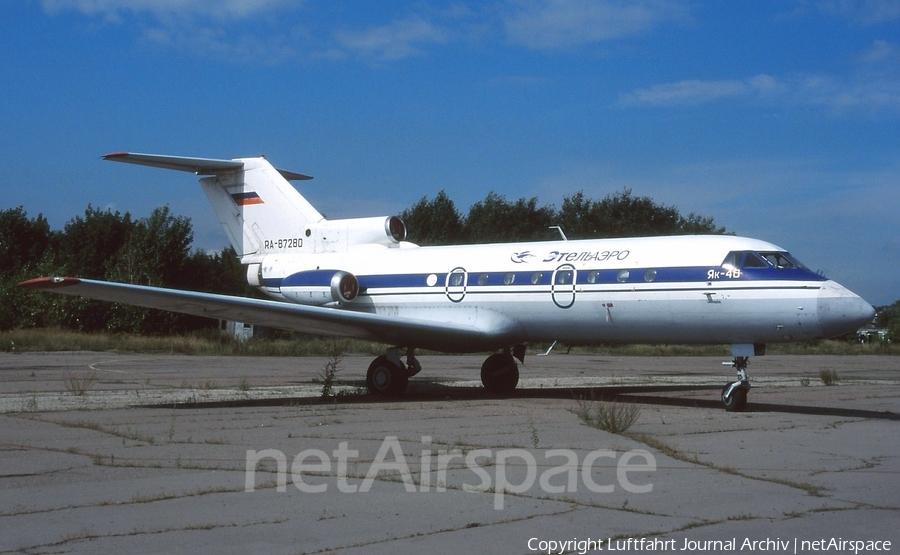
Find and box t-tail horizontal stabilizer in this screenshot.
[102,152,313,181]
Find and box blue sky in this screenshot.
[2,0,898,305]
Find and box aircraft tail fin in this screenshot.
[103,152,323,261]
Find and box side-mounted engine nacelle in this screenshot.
[246,258,360,306]
[311,215,407,252]
[277,269,360,307]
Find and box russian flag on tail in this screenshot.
[231,192,264,206]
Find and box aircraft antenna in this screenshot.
[549,226,568,241]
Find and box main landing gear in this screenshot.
[366,348,421,396]
[721,356,751,412]
[480,352,520,397]
[365,346,525,397]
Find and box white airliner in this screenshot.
[20,153,875,411]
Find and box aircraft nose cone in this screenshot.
[817,281,875,339]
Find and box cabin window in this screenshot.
[504,273,515,285]
[617,270,630,283]
[477,273,489,286]
[449,273,465,287]
[586,270,600,284]
[555,270,574,285]
[644,269,657,282]
[530,272,542,285]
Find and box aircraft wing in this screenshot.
[18,277,513,352]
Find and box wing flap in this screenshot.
[19,277,511,351]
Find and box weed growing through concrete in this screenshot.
[167,414,177,443]
[63,370,97,396]
[819,368,839,386]
[573,394,641,434]
[237,377,252,392]
[22,394,38,412]
[319,341,343,399]
[528,418,540,449]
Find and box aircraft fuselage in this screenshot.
[251,234,870,352]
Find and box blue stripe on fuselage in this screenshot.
[268,265,826,292]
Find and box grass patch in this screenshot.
[0,327,385,356]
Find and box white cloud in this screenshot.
[333,15,449,62]
[858,38,898,63]
[502,0,689,49]
[619,69,900,113]
[141,24,297,64]
[816,0,900,25]
[40,0,296,22]
[42,0,460,64]
[41,0,303,63]
[616,75,780,107]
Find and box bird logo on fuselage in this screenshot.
[511,251,535,264]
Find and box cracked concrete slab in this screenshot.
[0,352,897,554]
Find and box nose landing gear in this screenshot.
[721,356,751,412]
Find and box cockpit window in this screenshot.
[743,253,769,268]
[758,252,805,269]
[721,251,741,270]
[722,251,808,270]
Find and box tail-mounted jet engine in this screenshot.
[311,215,407,252]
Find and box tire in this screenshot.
[481,353,519,397]
[366,356,408,396]
[722,383,748,412]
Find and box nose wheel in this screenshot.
[721,356,750,412]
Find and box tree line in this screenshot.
[400,189,725,245]
[1,205,249,334]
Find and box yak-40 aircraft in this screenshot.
[21,153,876,411]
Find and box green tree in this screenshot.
[400,190,464,246]
[0,207,50,279]
[556,191,607,239]
[109,206,192,287]
[105,206,194,333]
[558,189,726,239]
[875,301,900,343]
[0,207,52,330]
[56,206,133,279]
[184,245,253,296]
[679,212,727,235]
[463,191,556,244]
